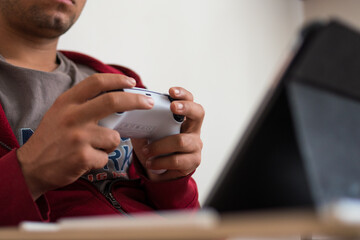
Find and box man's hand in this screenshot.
[17,74,154,200]
[132,87,204,181]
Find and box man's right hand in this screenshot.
[16,74,154,200]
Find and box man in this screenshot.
[0,0,204,225]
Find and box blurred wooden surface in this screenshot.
[0,210,359,240]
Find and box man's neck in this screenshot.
[0,25,59,72]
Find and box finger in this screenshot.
[170,101,205,133]
[146,152,201,173]
[169,87,193,101]
[62,74,137,103]
[89,126,121,153]
[131,138,149,165]
[73,145,109,171]
[131,138,148,152]
[142,134,202,160]
[77,91,154,121]
[85,148,110,170]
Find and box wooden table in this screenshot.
[0,210,359,240]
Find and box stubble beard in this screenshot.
[0,1,77,40]
[25,4,76,39]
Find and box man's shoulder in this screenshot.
[59,50,145,88]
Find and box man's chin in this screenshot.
[33,13,76,39]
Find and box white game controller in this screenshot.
[99,87,184,174]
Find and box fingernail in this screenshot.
[174,89,181,96]
[176,102,184,110]
[128,78,136,85]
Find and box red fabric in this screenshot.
[0,150,50,225]
[0,51,199,226]
[0,104,19,154]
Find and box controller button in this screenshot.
[173,114,185,122]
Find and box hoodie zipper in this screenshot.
[101,180,129,216]
[106,191,128,215]
[0,141,12,151]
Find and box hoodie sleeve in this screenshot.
[130,155,200,210]
[0,149,50,226]
[143,173,200,210]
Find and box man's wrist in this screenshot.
[16,147,45,201]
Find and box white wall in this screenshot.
[58,0,304,204]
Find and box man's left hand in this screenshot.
[132,87,204,181]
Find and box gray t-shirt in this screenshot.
[0,52,133,192]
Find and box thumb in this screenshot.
[131,138,149,166]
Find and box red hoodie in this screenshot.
[0,51,199,226]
